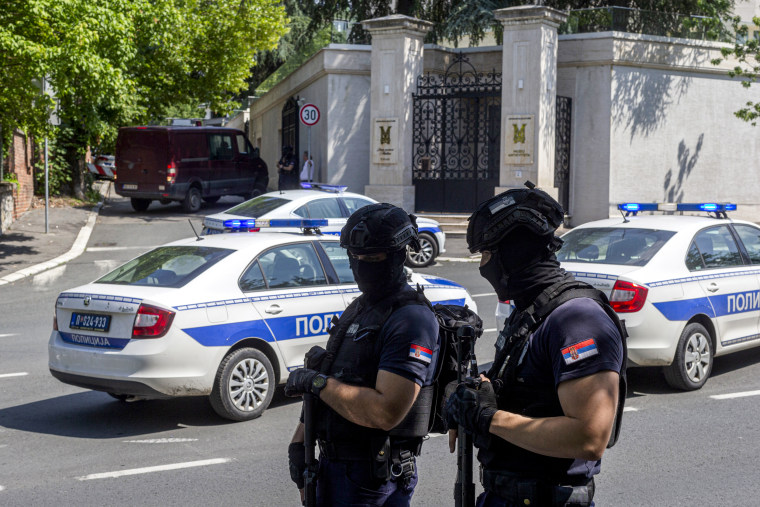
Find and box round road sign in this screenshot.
[299,104,320,126]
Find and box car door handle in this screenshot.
[265,304,283,314]
[706,282,719,293]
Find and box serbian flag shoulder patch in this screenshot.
[561,339,599,365]
[409,344,433,365]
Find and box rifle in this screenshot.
[302,394,318,507]
[454,325,479,507]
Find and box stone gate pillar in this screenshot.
[362,15,433,212]
[494,6,567,198]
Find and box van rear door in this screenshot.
[171,131,209,194]
[115,128,169,193]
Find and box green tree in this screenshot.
[0,0,288,197]
[712,15,760,125]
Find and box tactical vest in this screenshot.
[314,287,436,447]
[479,280,628,480]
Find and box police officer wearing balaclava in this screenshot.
[285,203,440,506]
[446,182,626,507]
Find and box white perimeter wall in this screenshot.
[559,32,760,225]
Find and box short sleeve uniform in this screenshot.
[376,303,440,387]
[517,297,624,478]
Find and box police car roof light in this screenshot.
[222,218,329,229]
[617,202,737,217]
[300,182,348,193]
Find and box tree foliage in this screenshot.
[712,15,760,125]
[297,0,734,45]
[0,0,288,195]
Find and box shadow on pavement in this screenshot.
[0,385,300,439]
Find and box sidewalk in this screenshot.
[0,181,110,286]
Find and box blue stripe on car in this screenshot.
[419,227,442,234]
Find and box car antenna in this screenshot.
[619,209,630,224]
[188,219,204,241]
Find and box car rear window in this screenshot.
[558,228,676,266]
[96,246,233,287]
[223,195,289,218]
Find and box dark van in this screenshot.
[115,126,268,212]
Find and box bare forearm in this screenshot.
[319,378,405,431]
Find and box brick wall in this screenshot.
[9,130,35,219]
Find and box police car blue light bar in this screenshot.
[222,218,329,229]
[300,182,348,193]
[618,202,737,215]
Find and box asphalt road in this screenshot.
[1,195,760,506]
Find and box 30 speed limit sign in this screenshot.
[299,104,320,126]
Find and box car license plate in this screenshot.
[122,184,138,190]
[70,313,111,332]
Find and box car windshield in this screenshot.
[223,195,288,218]
[558,227,676,266]
[96,246,233,287]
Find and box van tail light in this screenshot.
[132,304,175,338]
[167,165,177,184]
[610,280,648,313]
[112,166,117,179]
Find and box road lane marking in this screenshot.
[472,293,496,298]
[437,257,480,263]
[623,407,639,412]
[710,390,760,400]
[76,458,231,480]
[483,328,497,333]
[0,485,5,492]
[123,438,199,444]
[0,334,17,338]
[0,372,28,379]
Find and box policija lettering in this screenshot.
[727,291,760,313]
[295,313,340,337]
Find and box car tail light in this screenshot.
[610,280,648,313]
[167,165,177,184]
[246,228,260,232]
[499,300,511,305]
[132,304,175,338]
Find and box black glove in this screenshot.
[445,381,498,438]
[284,368,320,397]
[304,345,327,370]
[288,442,306,489]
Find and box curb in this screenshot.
[0,181,110,286]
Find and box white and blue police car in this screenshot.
[201,184,446,268]
[557,202,760,391]
[48,220,475,421]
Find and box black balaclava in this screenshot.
[349,249,407,302]
[480,227,567,310]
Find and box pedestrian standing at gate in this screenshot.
[285,203,439,506]
[277,145,298,190]
[445,182,627,507]
[300,151,314,183]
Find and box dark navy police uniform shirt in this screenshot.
[376,302,440,387]
[516,297,624,478]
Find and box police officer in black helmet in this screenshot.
[285,203,440,506]
[445,182,626,507]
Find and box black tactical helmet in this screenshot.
[467,181,564,254]
[341,203,421,254]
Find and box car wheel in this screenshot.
[663,322,713,391]
[107,392,130,402]
[406,232,438,268]
[130,198,151,212]
[210,347,275,421]
[248,186,264,200]
[203,196,221,204]
[182,187,202,213]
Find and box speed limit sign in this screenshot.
[299,104,320,126]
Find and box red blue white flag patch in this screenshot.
[409,344,433,365]
[561,339,599,365]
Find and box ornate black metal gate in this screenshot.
[412,54,501,213]
[555,96,572,214]
[281,96,299,154]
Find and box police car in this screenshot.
[557,202,760,391]
[201,184,446,268]
[48,220,475,421]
